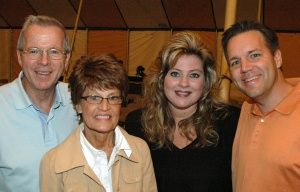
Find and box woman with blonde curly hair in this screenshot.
[125,31,240,191]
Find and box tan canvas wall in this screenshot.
[0,29,11,84]
[173,31,218,56]
[65,29,88,79]
[128,31,172,76]
[1,29,300,108]
[87,30,128,71]
[128,31,218,77]
[3,30,300,81]
[10,30,21,80]
[278,33,300,78]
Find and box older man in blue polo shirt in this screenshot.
[0,15,78,192]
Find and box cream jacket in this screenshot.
[40,127,157,192]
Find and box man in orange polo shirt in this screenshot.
[222,20,300,191]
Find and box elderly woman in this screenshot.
[40,54,157,192]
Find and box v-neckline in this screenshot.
[171,138,197,151]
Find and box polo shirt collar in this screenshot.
[14,71,64,110]
[251,81,300,116]
[275,82,300,114]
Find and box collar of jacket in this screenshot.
[54,126,140,174]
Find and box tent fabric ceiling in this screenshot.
[0,0,300,31]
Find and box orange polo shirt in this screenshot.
[232,82,300,192]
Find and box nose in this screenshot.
[98,98,110,111]
[178,76,189,87]
[240,59,252,72]
[39,51,50,65]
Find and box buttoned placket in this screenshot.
[93,151,113,192]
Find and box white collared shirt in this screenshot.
[79,124,132,192]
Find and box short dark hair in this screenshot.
[68,54,128,106]
[222,20,279,59]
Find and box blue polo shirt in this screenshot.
[0,72,78,192]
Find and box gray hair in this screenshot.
[17,15,70,53]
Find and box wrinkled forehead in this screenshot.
[83,86,120,95]
[84,81,119,93]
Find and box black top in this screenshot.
[125,106,240,192]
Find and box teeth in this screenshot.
[37,71,50,75]
[175,91,190,96]
[96,115,110,119]
[244,76,258,83]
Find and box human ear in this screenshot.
[274,49,282,69]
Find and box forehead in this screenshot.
[84,87,120,95]
[227,31,267,56]
[24,25,65,47]
[173,54,203,71]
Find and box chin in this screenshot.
[95,127,115,133]
[244,90,262,99]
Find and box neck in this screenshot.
[170,105,196,125]
[84,129,115,158]
[256,76,293,114]
[169,105,197,148]
[22,79,55,114]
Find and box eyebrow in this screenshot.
[229,49,260,61]
[171,68,203,72]
[229,56,240,62]
[247,50,259,54]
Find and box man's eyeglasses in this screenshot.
[81,95,123,105]
[21,47,66,60]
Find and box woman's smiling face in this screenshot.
[77,88,122,135]
[164,54,205,112]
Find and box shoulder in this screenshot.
[56,82,73,105]
[124,108,145,139]
[0,79,18,97]
[0,72,26,98]
[214,105,240,142]
[0,81,11,92]
[126,108,143,121]
[0,83,12,102]
[122,128,147,146]
[42,144,59,164]
[119,128,153,167]
[0,79,27,110]
[43,129,76,159]
[56,82,70,93]
[214,105,240,122]
[121,128,149,153]
[42,128,82,172]
[226,105,241,119]
[41,143,62,173]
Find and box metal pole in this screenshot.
[257,0,263,22]
[64,0,84,82]
[219,0,238,103]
